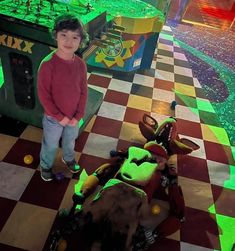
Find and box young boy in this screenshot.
[37,14,88,181]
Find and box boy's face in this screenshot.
[56,29,81,54]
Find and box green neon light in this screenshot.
[216,214,235,251]
[208,204,216,214]
[74,164,80,171]
[0,63,4,88]
[224,164,235,190]
[196,99,215,113]
[78,118,84,128]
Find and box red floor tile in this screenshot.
[104,89,129,106]
[177,155,210,182]
[3,138,41,169]
[91,116,122,138]
[124,107,150,124]
[180,207,221,250]
[88,74,111,88]
[204,141,235,165]
[176,118,203,139]
[78,153,109,175]
[154,79,174,91]
[20,171,70,210]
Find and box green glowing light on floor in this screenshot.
[216,214,235,251]
[204,124,230,145]
[174,89,213,121]
[175,91,197,108]
[224,164,235,190]
[196,99,215,113]
[207,186,235,251]
[174,38,235,146]
[208,204,216,214]
[207,203,235,251]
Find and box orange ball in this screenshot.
[57,239,67,251]
[151,204,161,215]
[23,154,33,165]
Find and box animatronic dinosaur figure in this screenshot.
[49,115,200,251]
[139,114,200,158]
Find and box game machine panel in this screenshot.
[0,0,109,132]
[85,0,165,72]
[10,52,35,110]
[0,28,52,127]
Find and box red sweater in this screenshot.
[37,52,88,122]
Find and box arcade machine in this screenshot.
[0,0,115,131]
[85,0,165,72]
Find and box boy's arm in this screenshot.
[37,62,64,122]
[74,61,88,122]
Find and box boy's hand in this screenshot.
[59,116,70,126]
[68,117,78,127]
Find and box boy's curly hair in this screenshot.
[52,14,89,49]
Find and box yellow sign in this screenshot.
[95,39,135,68]
[0,34,34,54]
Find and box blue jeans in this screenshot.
[40,115,79,169]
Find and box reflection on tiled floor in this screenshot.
[168,0,235,31]
[167,21,235,146]
[0,25,235,251]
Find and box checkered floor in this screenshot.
[0,25,235,251]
